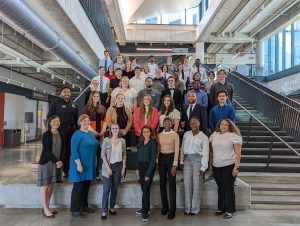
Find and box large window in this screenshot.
[263,19,300,76]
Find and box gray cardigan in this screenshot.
[101,137,126,178]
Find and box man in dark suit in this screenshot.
[161,76,182,111]
[181,90,207,132]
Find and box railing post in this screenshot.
[266,135,274,172]
[246,116,252,144]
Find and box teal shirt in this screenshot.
[69,130,98,182]
[136,140,157,177]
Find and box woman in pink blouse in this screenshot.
[134,94,158,137]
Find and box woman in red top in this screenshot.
[134,94,158,137]
[105,65,117,81]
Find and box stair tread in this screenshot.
[249,183,300,190]
[241,155,300,159]
[240,163,300,167]
[252,195,300,203]
[242,147,300,151]
[239,172,300,177]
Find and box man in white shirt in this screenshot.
[192,59,207,82]
[180,117,209,215]
[129,67,145,93]
[92,66,110,109]
[166,56,177,76]
[148,55,158,77]
[114,54,125,71]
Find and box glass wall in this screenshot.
[136,1,208,25]
[263,19,300,76]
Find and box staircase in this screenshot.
[234,95,300,173]
[233,95,300,209]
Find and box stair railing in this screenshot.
[234,99,300,171]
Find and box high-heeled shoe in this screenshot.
[42,212,55,218]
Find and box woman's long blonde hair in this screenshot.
[139,94,153,126]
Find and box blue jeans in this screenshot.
[102,162,122,213]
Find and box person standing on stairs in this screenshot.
[208,119,242,219]
[209,90,236,131]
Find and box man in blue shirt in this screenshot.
[98,50,113,72]
[184,80,208,108]
[209,90,235,130]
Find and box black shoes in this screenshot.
[101,214,107,220]
[81,207,95,213]
[142,214,149,222]
[214,210,225,216]
[224,213,233,219]
[161,209,169,215]
[109,209,117,215]
[167,212,175,219]
[71,211,86,218]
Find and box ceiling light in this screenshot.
[232,52,241,59]
[33,87,36,91]
[16,57,21,64]
[72,84,75,88]
[51,74,55,79]
[37,67,40,73]
[21,83,24,87]
[76,75,80,79]
[136,48,172,52]
[6,79,10,84]
[80,88,82,92]
[43,90,46,93]
[62,80,66,85]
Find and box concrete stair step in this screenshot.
[236,122,277,127]
[239,172,300,184]
[242,136,294,142]
[241,155,300,164]
[250,183,300,195]
[240,130,287,136]
[241,147,300,155]
[242,142,300,148]
[252,195,300,205]
[240,163,300,172]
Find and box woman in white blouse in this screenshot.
[180,117,209,215]
[158,95,180,133]
[209,119,242,219]
[110,76,138,113]
[101,123,126,219]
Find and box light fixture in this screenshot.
[33,87,36,91]
[21,83,24,87]
[16,57,21,64]
[136,47,172,52]
[37,67,40,73]
[51,74,55,79]
[52,92,55,95]
[76,75,80,79]
[6,79,10,84]
[232,52,241,59]
[80,88,82,92]
[72,84,75,88]
[43,90,46,93]
[62,80,66,85]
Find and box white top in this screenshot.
[110,142,123,164]
[140,72,153,79]
[148,62,158,76]
[183,64,192,82]
[209,132,243,167]
[192,66,208,82]
[111,87,138,112]
[180,131,209,172]
[92,75,110,93]
[159,109,181,127]
[129,76,145,93]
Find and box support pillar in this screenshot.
[256,40,264,76]
[195,41,205,63]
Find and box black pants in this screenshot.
[138,162,155,215]
[96,145,102,177]
[61,127,76,174]
[100,92,109,109]
[159,153,176,213]
[70,180,91,212]
[213,164,236,213]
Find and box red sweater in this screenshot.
[134,107,158,136]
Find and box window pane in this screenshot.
[145,17,158,24]
[278,31,283,71]
[264,40,269,76]
[186,7,199,25]
[270,35,275,74]
[286,25,292,68]
[294,22,300,66]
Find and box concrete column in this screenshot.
[256,40,264,76]
[195,41,205,63]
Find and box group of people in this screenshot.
[37,51,242,222]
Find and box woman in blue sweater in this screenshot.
[135,125,157,222]
[69,114,99,218]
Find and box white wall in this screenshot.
[25,99,37,141]
[4,93,26,142]
[207,53,256,65]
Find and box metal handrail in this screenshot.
[220,64,300,113]
[234,98,300,158]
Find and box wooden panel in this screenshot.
[0,92,4,147]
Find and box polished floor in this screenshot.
[0,208,300,226]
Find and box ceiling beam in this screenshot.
[250,0,300,37]
[232,0,273,35]
[216,0,250,35]
[206,34,255,43]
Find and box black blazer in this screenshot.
[161,88,182,111]
[181,104,208,132]
[39,130,65,165]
